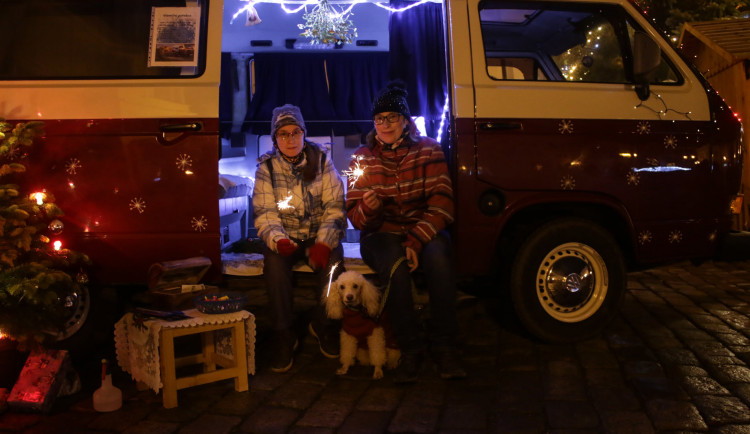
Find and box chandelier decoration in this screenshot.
[297,0,357,45]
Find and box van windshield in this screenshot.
[0,0,208,80]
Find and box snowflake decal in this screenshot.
[635,121,651,135]
[664,135,678,150]
[65,158,82,175]
[5,145,21,160]
[558,120,574,134]
[668,230,683,244]
[626,169,640,186]
[191,216,207,232]
[129,197,146,214]
[176,153,193,171]
[560,175,576,190]
[638,230,652,245]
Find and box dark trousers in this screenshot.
[263,239,344,332]
[360,232,459,354]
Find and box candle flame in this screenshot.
[326,261,341,298]
[32,191,46,205]
[53,240,62,251]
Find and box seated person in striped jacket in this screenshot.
[345,81,466,383]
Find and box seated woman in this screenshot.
[345,82,466,383]
[252,104,346,372]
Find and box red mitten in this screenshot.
[308,242,331,270]
[276,238,298,257]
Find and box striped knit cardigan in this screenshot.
[345,135,454,254]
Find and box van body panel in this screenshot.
[23,118,221,283]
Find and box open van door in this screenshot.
[0,0,223,286]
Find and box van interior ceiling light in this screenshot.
[231,0,439,24]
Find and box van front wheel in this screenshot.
[510,219,626,343]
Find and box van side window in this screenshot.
[0,0,206,80]
[479,2,632,84]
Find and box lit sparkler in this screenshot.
[277,193,294,211]
[341,155,365,188]
[325,261,341,298]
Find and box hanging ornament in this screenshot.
[48,219,64,234]
[246,3,261,26]
[298,0,357,46]
[76,271,89,284]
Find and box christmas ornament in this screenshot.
[48,219,64,235]
[76,271,89,284]
[298,0,357,46]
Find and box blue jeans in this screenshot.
[360,232,459,354]
[263,239,344,332]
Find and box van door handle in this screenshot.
[158,123,203,146]
[160,123,202,132]
[480,122,522,131]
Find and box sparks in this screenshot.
[277,193,294,211]
[326,261,341,298]
[342,155,365,188]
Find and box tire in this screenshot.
[50,285,96,357]
[510,218,626,342]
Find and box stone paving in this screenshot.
[2,258,750,433]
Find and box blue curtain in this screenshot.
[244,52,389,137]
[388,0,448,139]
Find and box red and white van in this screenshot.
[1,0,742,343]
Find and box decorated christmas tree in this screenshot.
[0,120,89,350]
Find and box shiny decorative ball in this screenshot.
[48,219,64,234]
[76,272,89,284]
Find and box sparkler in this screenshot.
[277,193,294,211]
[341,155,365,188]
[325,261,341,298]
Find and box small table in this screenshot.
[114,309,255,408]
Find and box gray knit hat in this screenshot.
[371,80,411,118]
[271,104,306,136]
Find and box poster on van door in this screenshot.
[148,7,200,67]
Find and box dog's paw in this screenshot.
[336,366,350,375]
[372,367,384,379]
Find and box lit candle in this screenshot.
[32,191,46,205]
[53,240,62,251]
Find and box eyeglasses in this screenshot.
[277,130,303,141]
[373,113,402,125]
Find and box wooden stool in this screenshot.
[159,318,249,408]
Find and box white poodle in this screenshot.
[325,270,401,379]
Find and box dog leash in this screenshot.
[374,256,408,321]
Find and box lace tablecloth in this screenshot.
[114,309,255,392]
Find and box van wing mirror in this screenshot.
[632,31,661,101]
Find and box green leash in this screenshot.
[374,256,408,321]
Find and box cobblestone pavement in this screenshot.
[2,258,750,433]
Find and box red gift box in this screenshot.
[8,349,71,413]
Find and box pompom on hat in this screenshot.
[371,80,411,118]
[271,104,306,136]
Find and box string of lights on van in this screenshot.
[232,0,438,22]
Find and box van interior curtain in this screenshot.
[244,52,388,137]
[388,0,448,139]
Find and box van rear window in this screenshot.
[0,0,207,80]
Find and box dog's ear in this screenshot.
[361,277,382,318]
[324,278,344,319]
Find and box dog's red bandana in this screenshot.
[342,308,399,350]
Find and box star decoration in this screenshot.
[191,215,207,232]
[638,230,652,245]
[664,135,678,150]
[176,153,193,171]
[129,197,146,214]
[560,175,576,190]
[626,169,640,186]
[635,121,651,135]
[65,158,82,175]
[558,120,574,134]
[668,230,683,244]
